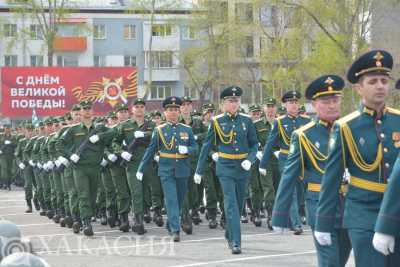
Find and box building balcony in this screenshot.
[53,37,87,52]
[144,68,180,81]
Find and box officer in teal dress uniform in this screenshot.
[272,75,351,266]
[194,86,258,254]
[315,50,400,266]
[136,96,198,242]
[259,90,311,234]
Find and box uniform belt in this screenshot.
[159,152,188,159]
[349,176,386,193]
[280,148,289,154]
[218,152,248,160]
[307,182,348,194]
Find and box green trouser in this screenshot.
[110,163,130,215]
[125,161,150,214]
[52,171,64,211]
[96,178,107,213]
[65,166,79,217]
[249,161,275,210]
[148,162,163,208]
[182,162,198,216]
[72,165,100,220]
[269,161,281,193]
[204,163,223,210]
[23,165,34,201]
[0,156,14,186]
[101,168,117,216]
[41,171,53,210]
[60,172,70,215]
[33,168,44,208]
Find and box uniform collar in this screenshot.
[360,104,387,117]
[286,113,298,119]
[167,121,178,126]
[317,118,333,129]
[225,112,238,119]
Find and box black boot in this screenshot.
[107,210,117,228]
[220,212,226,229]
[63,214,73,228]
[25,200,33,213]
[119,213,130,232]
[72,216,82,234]
[191,209,202,225]
[253,209,262,227]
[266,207,273,231]
[33,198,40,211]
[143,209,152,224]
[181,213,193,235]
[83,218,94,237]
[199,206,205,214]
[153,207,164,227]
[46,208,55,219]
[100,209,107,226]
[53,209,61,224]
[208,208,217,229]
[132,213,146,235]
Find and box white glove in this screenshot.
[273,151,280,159]
[29,160,35,167]
[100,158,108,167]
[4,140,11,145]
[43,163,48,171]
[89,134,99,144]
[373,232,395,256]
[54,159,61,168]
[70,154,80,163]
[37,163,42,169]
[0,150,3,154]
[19,163,25,170]
[107,154,118,162]
[58,156,69,167]
[259,168,267,176]
[241,160,251,171]
[178,145,188,154]
[154,155,160,162]
[47,161,54,170]
[121,151,132,161]
[256,151,263,161]
[212,152,219,162]
[134,131,145,138]
[194,173,202,184]
[136,172,143,181]
[314,231,332,246]
[273,226,288,234]
[194,135,198,140]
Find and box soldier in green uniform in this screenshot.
[179,96,206,234]
[259,91,310,235]
[57,100,114,236]
[201,103,224,229]
[107,103,131,232]
[137,96,198,242]
[113,98,155,234]
[315,50,400,266]
[273,75,351,267]
[0,124,17,190]
[195,86,258,254]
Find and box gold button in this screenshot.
[235,148,239,151]
[176,160,178,162]
[380,133,385,138]
[385,163,390,168]
[384,148,388,153]
[233,132,237,135]
[377,120,382,124]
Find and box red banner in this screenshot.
[1,67,138,118]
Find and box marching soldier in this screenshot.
[194,86,258,254]
[0,124,17,190]
[259,90,310,235]
[315,50,400,266]
[272,75,351,266]
[136,96,198,242]
[113,98,155,234]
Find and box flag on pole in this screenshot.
[31,109,39,127]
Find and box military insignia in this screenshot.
[289,143,295,154]
[242,122,246,131]
[329,138,335,150]
[180,132,189,140]
[359,137,365,146]
[374,51,384,67]
[315,142,320,149]
[283,124,288,129]
[325,77,334,85]
[392,132,400,141]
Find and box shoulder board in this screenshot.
[253,118,263,123]
[69,123,80,127]
[336,111,361,125]
[213,113,225,120]
[386,107,400,116]
[178,123,191,128]
[300,114,310,119]
[50,132,56,136]
[294,121,316,135]
[157,123,168,130]
[37,136,45,140]
[239,113,251,118]
[31,135,38,139]
[277,115,286,120]
[60,125,71,130]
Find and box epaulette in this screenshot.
[213,113,225,120]
[239,113,251,118]
[336,111,361,126]
[294,121,316,135]
[157,123,168,130]
[277,115,286,120]
[253,118,263,123]
[300,114,310,119]
[50,132,56,136]
[178,123,191,128]
[386,107,400,116]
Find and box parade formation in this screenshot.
[2,49,400,267]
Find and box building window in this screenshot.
[184,86,198,99]
[30,24,43,40]
[150,85,172,100]
[124,56,136,66]
[124,24,136,39]
[260,5,278,27]
[152,24,172,37]
[30,55,44,66]
[57,55,78,67]
[94,55,106,67]
[236,36,254,58]
[94,24,106,39]
[235,3,253,24]
[4,24,17,37]
[182,25,196,40]
[4,55,17,66]
[146,51,174,69]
